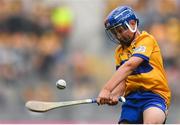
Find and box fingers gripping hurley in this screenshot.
[25,97,126,112]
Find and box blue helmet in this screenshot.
[104,6,139,45]
[105,6,139,30]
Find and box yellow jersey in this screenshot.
[115,31,171,107]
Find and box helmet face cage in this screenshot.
[105,21,137,44]
[105,29,120,44]
[105,24,128,44]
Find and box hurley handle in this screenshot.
[91,96,126,103]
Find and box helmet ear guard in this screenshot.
[125,20,137,33]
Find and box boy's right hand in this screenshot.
[107,94,119,106]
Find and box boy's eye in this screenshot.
[110,29,117,35]
[109,25,128,35]
[117,25,128,32]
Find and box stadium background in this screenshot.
[0,0,179,123]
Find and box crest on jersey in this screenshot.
[134,46,146,53]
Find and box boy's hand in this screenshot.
[108,94,119,106]
[97,88,111,105]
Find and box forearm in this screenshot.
[111,80,126,96]
[97,57,143,105]
[103,61,135,92]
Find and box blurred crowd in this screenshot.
[0,0,179,123]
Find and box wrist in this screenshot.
[103,86,111,93]
[111,92,121,97]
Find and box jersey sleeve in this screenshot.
[132,36,154,62]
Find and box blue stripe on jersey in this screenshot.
[116,54,153,74]
[116,65,120,70]
[131,60,153,75]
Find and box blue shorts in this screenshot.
[119,90,167,124]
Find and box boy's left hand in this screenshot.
[97,88,111,105]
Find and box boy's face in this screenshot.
[109,20,137,46]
